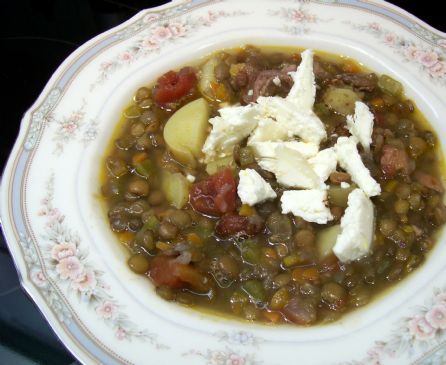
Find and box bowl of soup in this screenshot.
[1,1,446,364]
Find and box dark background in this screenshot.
[0,1,443,364]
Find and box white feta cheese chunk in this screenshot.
[237,169,277,206]
[308,147,338,183]
[202,104,260,163]
[333,189,375,263]
[281,189,333,224]
[272,76,281,86]
[335,137,381,197]
[248,117,289,144]
[258,145,321,189]
[257,96,326,145]
[186,174,196,183]
[346,101,374,152]
[286,49,316,111]
[250,141,318,160]
[341,182,350,189]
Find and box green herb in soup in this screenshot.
[101,46,446,325]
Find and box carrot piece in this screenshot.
[342,60,360,73]
[210,81,229,102]
[263,247,278,260]
[156,241,170,251]
[174,264,209,292]
[319,254,340,273]
[263,310,282,323]
[302,267,320,283]
[291,53,302,63]
[117,231,135,245]
[370,98,385,109]
[132,152,149,166]
[186,232,203,246]
[291,267,305,283]
[239,204,255,217]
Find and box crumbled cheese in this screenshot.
[237,169,277,206]
[333,189,375,262]
[341,182,350,189]
[202,104,260,163]
[248,117,289,144]
[186,174,196,183]
[286,49,316,111]
[258,145,322,189]
[335,137,381,197]
[272,76,281,86]
[346,101,374,151]
[257,96,326,145]
[250,140,319,160]
[281,189,333,224]
[247,89,254,96]
[308,148,338,184]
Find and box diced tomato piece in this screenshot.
[215,214,264,238]
[380,144,410,178]
[373,112,386,127]
[318,254,340,273]
[173,264,209,292]
[153,67,197,105]
[148,256,183,288]
[148,256,209,292]
[189,168,236,216]
[414,171,444,193]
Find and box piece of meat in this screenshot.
[282,297,317,325]
[313,58,331,80]
[215,214,264,238]
[329,171,352,184]
[414,171,444,193]
[231,63,260,90]
[239,63,297,104]
[252,70,293,101]
[380,145,410,178]
[335,72,378,92]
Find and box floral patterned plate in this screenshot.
[1,1,446,364]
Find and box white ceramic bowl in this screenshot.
[2,1,446,364]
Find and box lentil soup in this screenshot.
[101,46,446,325]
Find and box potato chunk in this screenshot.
[161,171,190,209]
[163,98,210,167]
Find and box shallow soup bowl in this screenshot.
[1,1,446,364]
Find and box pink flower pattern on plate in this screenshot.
[56,256,84,280]
[96,301,117,319]
[226,353,245,365]
[30,269,48,288]
[408,315,436,341]
[72,269,97,292]
[209,351,226,365]
[115,327,127,340]
[143,13,160,23]
[153,26,172,41]
[429,61,446,78]
[368,22,381,31]
[118,50,135,64]
[417,50,439,67]
[169,22,187,37]
[436,293,446,305]
[141,36,160,50]
[51,242,77,261]
[383,32,397,45]
[349,21,446,83]
[425,304,446,329]
[404,45,420,60]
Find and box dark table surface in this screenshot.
[1,1,444,364]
